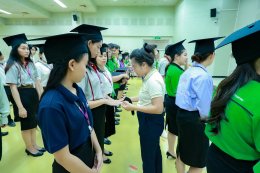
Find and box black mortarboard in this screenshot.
[70,24,107,40]
[30,44,44,53]
[165,39,186,56]
[116,67,128,72]
[3,33,28,48]
[111,71,125,76]
[189,37,224,54]
[100,43,108,53]
[123,97,135,115]
[30,33,88,64]
[216,20,260,65]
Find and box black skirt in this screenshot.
[104,105,116,138]
[165,95,178,135]
[176,108,209,168]
[52,138,94,173]
[12,88,38,130]
[91,104,106,152]
[207,144,258,173]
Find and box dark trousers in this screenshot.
[137,111,164,173]
[140,135,162,173]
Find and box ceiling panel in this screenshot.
[93,0,179,6]
[0,0,179,19]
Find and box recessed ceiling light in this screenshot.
[0,9,12,15]
[53,0,67,8]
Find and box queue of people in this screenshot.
[0,20,259,173]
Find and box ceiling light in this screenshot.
[54,0,67,8]
[0,9,12,15]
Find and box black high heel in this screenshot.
[37,148,46,152]
[25,149,43,157]
[104,151,113,156]
[166,151,176,159]
[103,158,111,164]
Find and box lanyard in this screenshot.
[25,63,31,78]
[75,101,93,132]
[102,71,112,85]
[86,63,103,100]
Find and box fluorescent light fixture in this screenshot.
[54,0,67,8]
[0,9,12,15]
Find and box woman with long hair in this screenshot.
[37,33,103,173]
[71,24,121,164]
[122,43,165,173]
[175,37,223,173]
[206,20,260,173]
[164,40,188,159]
[3,33,44,157]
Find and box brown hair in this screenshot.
[191,52,212,63]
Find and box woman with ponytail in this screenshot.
[37,33,103,173]
[175,37,223,173]
[122,43,165,173]
[206,20,260,173]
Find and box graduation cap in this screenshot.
[70,24,108,40]
[116,67,128,72]
[111,71,125,76]
[3,33,28,48]
[189,37,224,54]
[30,33,88,64]
[165,39,186,57]
[30,44,44,53]
[100,43,108,53]
[123,97,135,115]
[216,20,260,65]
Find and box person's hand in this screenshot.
[19,107,27,118]
[93,151,103,172]
[105,99,122,106]
[121,74,129,79]
[121,101,135,111]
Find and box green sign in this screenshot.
[154,36,161,40]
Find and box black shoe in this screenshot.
[114,113,120,117]
[104,151,113,156]
[8,121,16,127]
[115,118,120,121]
[115,121,120,125]
[25,149,43,157]
[37,147,46,152]
[104,138,111,145]
[166,151,176,159]
[115,108,122,112]
[103,158,111,164]
[1,132,8,136]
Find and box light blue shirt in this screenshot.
[175,62,213,118]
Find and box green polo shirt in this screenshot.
[205,80,260,170]
[164,63,184,97]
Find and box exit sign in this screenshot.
[154,36,161,40]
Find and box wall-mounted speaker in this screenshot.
[210,8,217,17]
[72,14,78,21]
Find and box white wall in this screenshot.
[172,0,259,76]
[0,6,175,58]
